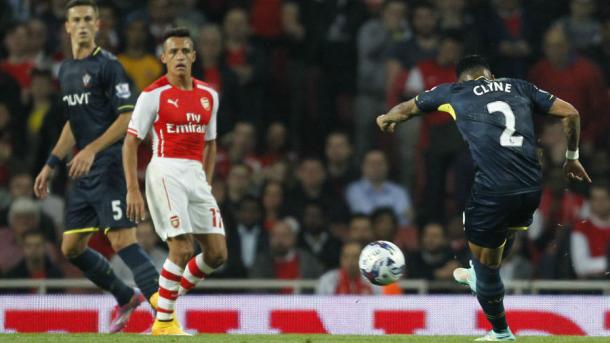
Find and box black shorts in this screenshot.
[64,161,135,235]
[464,190,541,248]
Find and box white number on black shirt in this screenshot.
[486,101,524,147]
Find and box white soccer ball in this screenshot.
[359,241,405,286]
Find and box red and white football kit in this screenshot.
[128,76,224,240]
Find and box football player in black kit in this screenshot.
[377,55,591,341]
[33,0,159,332]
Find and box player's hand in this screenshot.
[34,165,54,199]
[68,146,96,179]
[126,188,146,224]
[563,159,592,183]
[376,114,397,133]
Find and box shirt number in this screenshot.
[209,208,223,228]
[112,200,123,220]
[486,101,524,147]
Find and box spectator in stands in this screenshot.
[571,184,610,279]
[325,132,358,198]
[0,70,21,119]
[587,16,610,91]
[529,25,609,150]
[386,1,438,103]
[195,24,242,136]
[0,23,35,96]
[0,197,43,273]
[224,195,268,278]
[223,7,265,122]
[286,157,349,225]
[110,220,166,284]
[217,122,262,178]
[261,181,285,232]
[297,201,342,270]
[371,207,399,242]
[250,218,323,293]
[25,69,63,172]
[435,0,478,48]
[354,0,409,158]
[260,122,289,167]
[346,150,412,225]
[317,241,381,295]
[479,0,534,78]
[348,214,374,246]
[225,164,254,212]
[118,19,162,91]
[406,223,459,281]
[402,31,466,221]
[0,171,58,241]
[554,0,601,51]
[96,3,120,52]
[3,230,63,293]
[26,19,51,69]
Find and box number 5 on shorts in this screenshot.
[112,200,123,220]
[209,208,223,228]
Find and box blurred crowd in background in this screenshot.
[0,0,609,295]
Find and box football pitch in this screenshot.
[0,334,607,342]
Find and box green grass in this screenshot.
[0,334,606,342]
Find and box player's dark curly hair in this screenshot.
[65,0,98,15]
[456,55,490,78]
[162,27,192,43]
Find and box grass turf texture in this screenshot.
[0,335,605,342]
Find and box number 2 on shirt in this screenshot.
[486,101,524,147]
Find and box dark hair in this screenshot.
[65,0,98,14]
[239,194,261,209]
[456,54,490,77]
[440,29,465,45]
[162,27,192,44]
[371,207,398,226]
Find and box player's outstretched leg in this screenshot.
[179,253,219,295]
[472,259,515,341]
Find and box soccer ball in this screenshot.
[359,241,405,286]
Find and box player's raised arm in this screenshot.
[34,122,76,198]
[546,98,592,183]
[376,98,423,133]
[377,84,450,133]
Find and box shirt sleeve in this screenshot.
[414,83,452,112]
[102,59,137,114]
[127,91,158,140]
[205,88,220,142]
[526,81,556,114]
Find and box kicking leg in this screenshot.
[179,233,227,295]
[107,227,160,303]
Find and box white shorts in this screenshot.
[145,157,225,241]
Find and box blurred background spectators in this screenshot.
[1,0,609,293]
